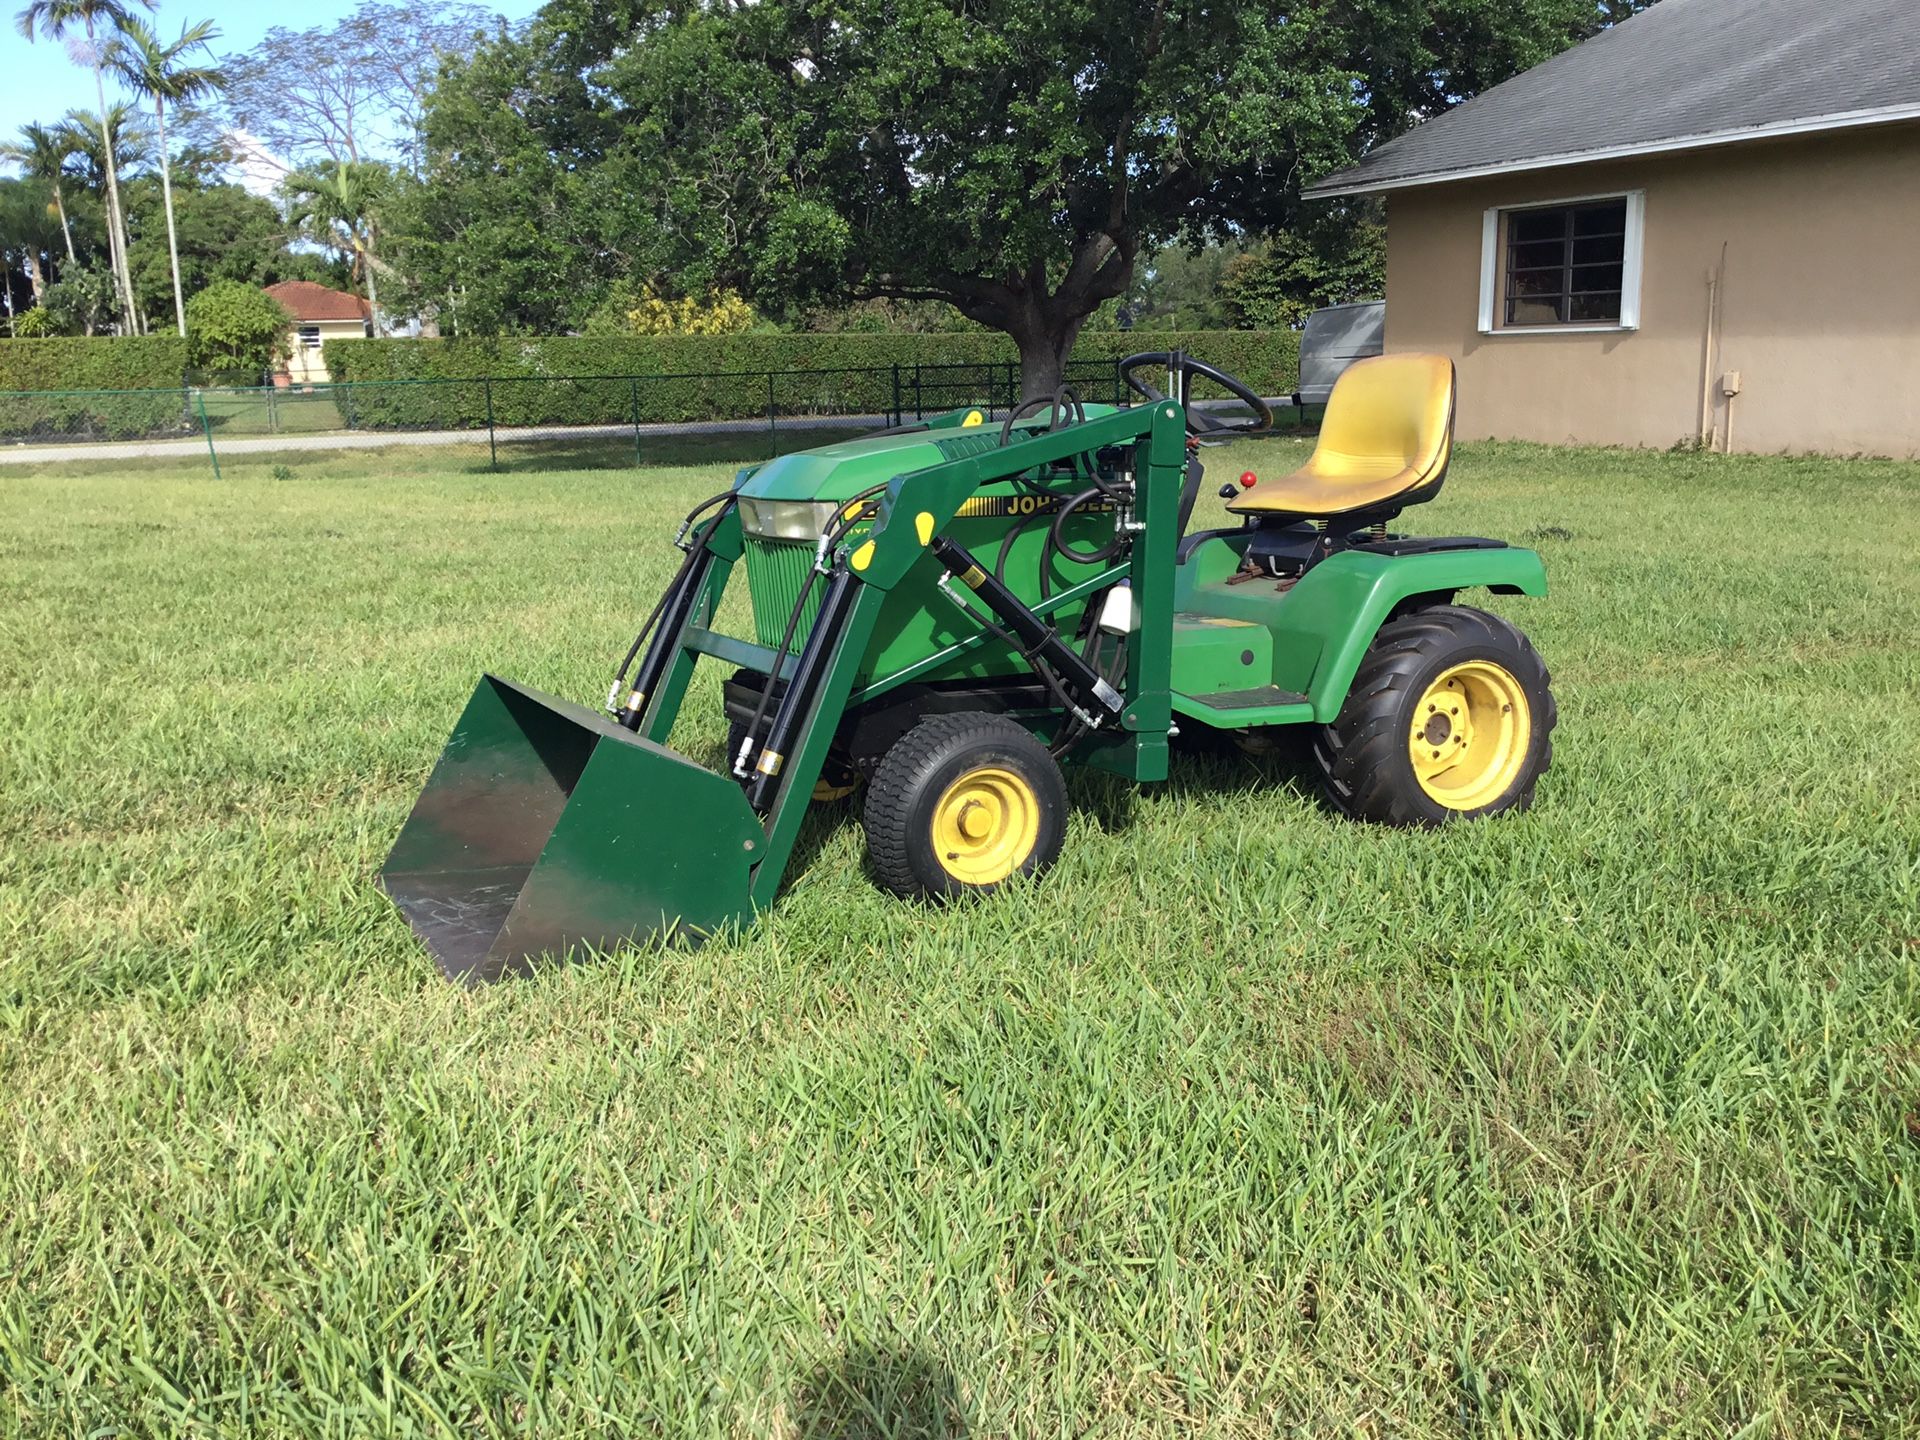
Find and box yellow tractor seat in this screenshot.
[1228,353,1456,521]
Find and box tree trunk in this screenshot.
[53,180,76,264]
[1009,306,1091,402]
[361,230,381,337]
[155,98,188,338]
[89,48,139,333]
[25,252,45,304]
[105,186,137,332]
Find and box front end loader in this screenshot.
[381,352,1556,983]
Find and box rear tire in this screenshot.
[1315,604,1555,826]
[863,713,1069,901]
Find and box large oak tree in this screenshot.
[414,0,1647,393]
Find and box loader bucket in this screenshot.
[378,675,763,984]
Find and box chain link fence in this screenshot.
[0,359,1138,476]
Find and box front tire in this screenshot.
[1315,604,1555,826]
[862,713,1069,901]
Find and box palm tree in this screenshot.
[107,16,221,337]
[61,105,147,328]
[284,161,393,335]
[14,0,156,332]
[1,122,78,266]
[1,177,66,306]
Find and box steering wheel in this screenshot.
[1118,351,1274,438]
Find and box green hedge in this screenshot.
[0,336,194,441]
[320,331,1299,432]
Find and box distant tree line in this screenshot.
[3,0,1651,393]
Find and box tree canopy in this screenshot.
[3,0,1651,359]
[183,276,288,377]
[220,0,498,170]
[411,0,1650,392]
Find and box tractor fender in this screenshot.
[1270,547,1548,723]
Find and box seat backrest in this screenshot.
[1314,353,1455,484]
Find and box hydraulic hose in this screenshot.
[1050,486,1126,566]
[996,385,1084,447]
[734,559,824,778]
[611,491,735,702]
[745,570,861,812]
[994,508,1049,585]
[733,479,891,778]
[928,534,1123,723]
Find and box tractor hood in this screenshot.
[735,406,1124,504]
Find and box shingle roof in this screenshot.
[264,281,372,323]
[1306,0,1920,197]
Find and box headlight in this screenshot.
[738,497,842,541]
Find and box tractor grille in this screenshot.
[743,538,823,647]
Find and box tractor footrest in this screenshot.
[1172,686,1314,728]
[1184,685,1308,710]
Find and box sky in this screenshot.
[0,0,544,154]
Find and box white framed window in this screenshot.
[1478,189,1644,334]
[298,325,323,350]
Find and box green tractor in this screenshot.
[381,351,1556,983]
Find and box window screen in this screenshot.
[1503,198,1628,327]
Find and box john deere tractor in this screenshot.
[381,352,1556,982]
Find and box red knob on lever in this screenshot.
[1238,471,1258,489]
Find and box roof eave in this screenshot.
[1304,102,1920,199]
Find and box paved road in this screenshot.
[0,398,1298,467]
[0,413,878,466]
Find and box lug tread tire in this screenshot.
[863,712,1068,902]
[1314,604,1556,827]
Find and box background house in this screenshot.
[265,281,372,385]
[1307,0,1920,457]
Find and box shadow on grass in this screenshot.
[790,1342,966,1439]
[1067,725,1322,834]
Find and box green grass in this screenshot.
[197,390,355,437]
[2,440,1917,1437]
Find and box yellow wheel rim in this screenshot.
[932,766,1040,885]
[1407,661,1533,811]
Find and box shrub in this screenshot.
[0,334,193,442]
[38,264,118,338]
[582,283,759,337]
[320,331,1300,431]
[0,334,189,391]
[186,282,292,383]
[10,307,54,339]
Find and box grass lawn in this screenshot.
[2,438,1917,1437]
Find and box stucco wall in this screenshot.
[285,320,367,385]
[1382,124,1920,456]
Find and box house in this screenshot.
[264,281,372,385]
[1305,0,1920,456]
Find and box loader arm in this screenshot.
[380,396,1200,979]
[738,396,1191,899]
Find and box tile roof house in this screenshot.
[1305,0,1920,456]
[265,281,372,385]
